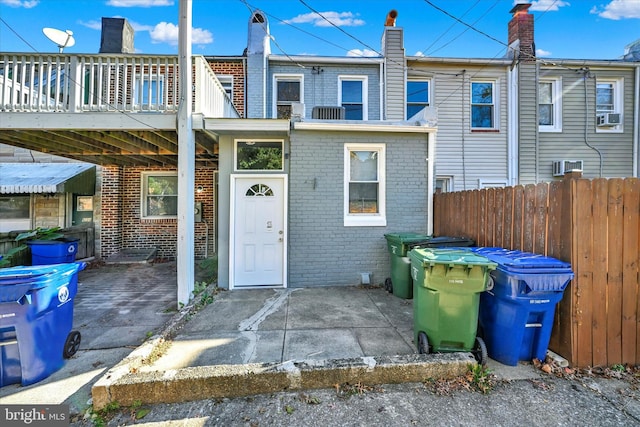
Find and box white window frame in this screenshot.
[338,75,368,120]
[216,75,234,100]
[596,78,623,133]
[134,74,164,107]
[344,143,386,227]
[272,74,304,119]
[140,171,178,219]
[470,80,498,130]
[538,77,562,132]
[233,139,285,172]
[406,78,431,119]
[435,176,452,193]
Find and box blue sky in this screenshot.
[0,0,639,60]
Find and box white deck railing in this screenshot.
[0,54,239,118]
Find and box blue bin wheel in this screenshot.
[473,336,488,366]
[418,332,430,354]
[63,330,81,359]
[384,278,393,293]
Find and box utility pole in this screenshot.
[177,0,195,306]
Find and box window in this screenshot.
[539,78,562,132]
[407,80,430,119]
[274,74,303,119]
[339,76,368,120]
[435,177,452,193]
[471,81,496,129]
[217,75,233,99]
[0,195,30,233]
[135,75,164,106]
[596,78,623,131]
[141,172,178,219]
[344,144,386,227]
[235,140,284,171]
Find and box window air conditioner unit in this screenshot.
[312,106,345,120]
[596,112,621,126]
[553,160,583,177]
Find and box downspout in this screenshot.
[583,69,604,177]
[243,57,247,117]
[427,131,435,236]
[534,63,539,183]
[634,66,639,177]
[508,62,519,186]
[380,61,384,120]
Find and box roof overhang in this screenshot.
[0,163,96,194]
[203,118,291,137]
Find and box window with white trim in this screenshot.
[596,78,623,131]
[217,75,233,99]
[435,177,452,193]
[471,81,496,129]
[344,144,386,227]
[339,76,368,120]
[134,75,164,106]
[141,172,178,219]
[407,79,430,119]
[274,74,303,119]
[539,78,562,132]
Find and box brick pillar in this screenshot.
[100,165,123,258]
[508,3,535,62]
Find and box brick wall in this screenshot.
[288,131,430,287]
[100,165,123,258]
[100,165,215,260]
[208,59,246,118]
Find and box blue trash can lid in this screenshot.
[470,247,572,274]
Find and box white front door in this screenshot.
[230,175,287,288]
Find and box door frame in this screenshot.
[229,173,288,290]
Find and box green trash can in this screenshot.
[409,247,496,365]
[384,233,431,299]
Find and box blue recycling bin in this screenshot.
[473,248,574,366]
[0,262,84,387]
[26,239,79,265]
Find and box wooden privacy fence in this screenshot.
[433,173,640,368]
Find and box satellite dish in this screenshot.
[43,27,75,53]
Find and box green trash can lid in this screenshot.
[410,247,497,269]
[384,232,432,243]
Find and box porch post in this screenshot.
[177,0,195,306]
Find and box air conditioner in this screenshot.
[596,112,621,126]
[291,102,305,119]
[553,160,583,177]
[312,106,345,120]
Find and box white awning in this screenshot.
[0,163,96,194]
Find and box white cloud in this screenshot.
[536,48,552,57]
[526,0,571,12]
[149,22,213,46]
[106,0,173,6]
[414,51,426,57]
[590,0,640,20]
[0,0,39,8]
[346,48,378,57]
[284,11,365,27]
[78,20,102,30]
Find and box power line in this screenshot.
[421,0,482,56]
[0,16,38,52]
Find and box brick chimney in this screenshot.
[508,3,535,61]
[100,18,134,54]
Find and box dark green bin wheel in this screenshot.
[384,277,393,293]
[63,330,81,358]
[418,331,430,354]
[473,336,488,366]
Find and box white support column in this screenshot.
[177,0,195,306]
